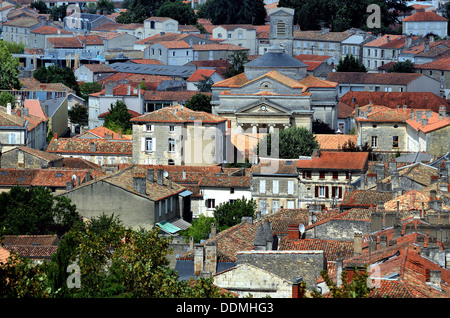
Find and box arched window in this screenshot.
[260,81,273,90]
[277,20,286,36]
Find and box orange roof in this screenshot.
[192,43,248,51]
[406,110,450,133]
[47,37,82,48]
[186,69,217,82]
[31,26,72,34]
[130,59,165,65]
[131,105,227,124]
[153,40,191,49]
[73,126,131,140]
[297,151,369,171]
[23,99,48,121]
[314,134,358,150]
[415,57,450,71]
[403,11,448,22]
[364,34,402,47]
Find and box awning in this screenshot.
[179,190,193,197]
[156,220,181,234]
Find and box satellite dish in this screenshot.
[312,215,317,223]
[72,174,77,181]
[163,170,169,178]
[298,223,305,234]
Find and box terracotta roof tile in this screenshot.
[415,57,450,71]
[2,146,62,163]
[131,105,225,124]
[327,72,424,85]
[46,137,132,155]
[192,43,248,51]
[31,26,72,34]
[294,30,351,42]
[279,238,354,262]
[339,91,450,114]
[403,11,448,22]
[297,151,369,171]
[314,134,357,150]
[82,63,116,73]
[0,168,92,188]
[154,40,192,49]
[47,37,83,48]
[340,190,394,208]
[186,69,216,82]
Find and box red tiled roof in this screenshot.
[0,168,92,188]
[154,40,191,49]
[415,57,450,71]
[131,105,226,124]
[31,26,72,34]
[314,134,358,150]
[47,37,83,48]
[82,63,116,73]
[143,90,209,102]
[279,238,354,262]
[403,11,448,22]
[297,151,369,171]
[326,72,424,85]
[186,68,216,82]
[339,91,450,114]
[73,126,132,140]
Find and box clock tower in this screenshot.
[269,7,295,56]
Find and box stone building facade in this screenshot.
[131,105,227,166]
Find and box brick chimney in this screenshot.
[288,224,300,240]
[204,242,217,275]
[147,168,154,183]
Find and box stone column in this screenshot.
[251,123,258,134]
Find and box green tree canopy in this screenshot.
[115,0,164,23]
[335,54,367,72]
[257,126,319,159]
[178,214,216,243]
[200,0,267,25]
[103,100,132,134]
[387,60,415,73]
[213,197,257,232]
[156,0,197,25]
[185,93,212,113]
[0,186,82,236]
[278,0,410,32]
[225,50,249,78]
[33,65,81,96]
[0,91,15,107]
[0,41,22,90]
[50,4,68,21]
[68,103,89,126]
[195,75,213,92]
[79,81,102,102]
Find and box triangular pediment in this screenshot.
[235,99,292,115]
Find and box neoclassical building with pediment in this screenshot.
[211,7,338,134]
[211,45,339,133]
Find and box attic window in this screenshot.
[19,177,26,181]
[56,173,63,177]
[286,161,292,165]
[0,171,7,175]
[190,116,195,120]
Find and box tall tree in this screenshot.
[225,50,248,78]
[103,100,132,134]
[213,197,257,231]
[0,41,22,90]
[156,0,197,25]
[257,126,319,159]
[0,186,82,236]
[33,65,81,96]
[115,0,164,23]
[68,103,89,126]
[387,60,415,73]
[202,0,267,25]
[185,93,212,113]
[335,54,367,72]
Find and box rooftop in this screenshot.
[297,151,369,171]
[131,105,226,124]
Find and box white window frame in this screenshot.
[260,180,266,193]
[273,180,279,194]
[287,180,294,195]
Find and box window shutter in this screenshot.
[152,137,156,151]
[273,180,279,194]
[325,186,329,198]
[302,171,306,179]
[141,137,145,151]
[315,186,319,198]
[288,180,294,194]
[332,186,336,198]
[143,124,147,132]
[260,180,266,193]
[338,187,343,198]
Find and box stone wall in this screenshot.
[313,219,371,241]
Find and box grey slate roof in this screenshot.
[245,45,307,68]
[108,62,196,78]
[40,97,66,117]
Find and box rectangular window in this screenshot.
[273,180,279,194]
[145,137,153,152]
[287,180,294,195]
[393,136,399,148]
[332,172,339,179]
[169,125,175,132]
[371,136,378,149]
[319,171,326,179]
[206,198,215,209]
[287,200,294,209]
[144,124,153,132]
[260,180,266,193]
[168,138,175,152]
[318,186,326,197]
[158,202,161,217]
[272,200,279,212]
[259,199,267,214]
